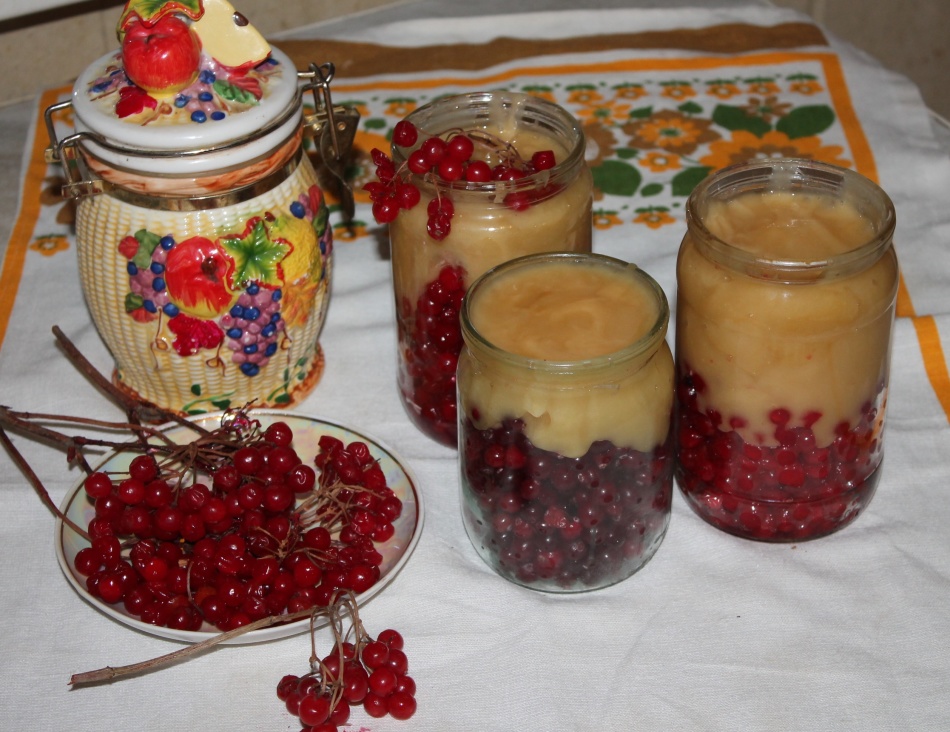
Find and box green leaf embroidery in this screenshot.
[364,117,388,130]
[640,183,664,197]
[591,160,642,197]
[629,106,654,119]
[775,105,835,139]
[615,148,640,160]
[671,166,713,197]
[678,101,703,115]
[712,104,771,137]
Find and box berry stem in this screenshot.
[69,606,318,686]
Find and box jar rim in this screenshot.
[461,252,670,373]
[390,91,586,197]
[685,158,896,282]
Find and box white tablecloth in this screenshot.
[2,2,949,730]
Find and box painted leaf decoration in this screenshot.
[220,218,290,288]
[131,228,161,270]
[591,160,642,197]
[213,79,259,105]
[118,0,203,34]
[125,292,145,312]
[775,105,836,139]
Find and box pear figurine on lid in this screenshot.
[46,0,357,415]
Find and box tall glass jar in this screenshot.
[458,252,674,592]
[674,158,898,541]
[46,46,354,415]
[388,92,593,447]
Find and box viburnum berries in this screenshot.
[277,592,417,730]
[73,410,403,633]
[365,120,558,241]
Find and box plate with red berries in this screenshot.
[55,410,424,645]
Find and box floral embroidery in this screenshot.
[700,130,850,169]
[633,207,676,229]
[639,151,683,173]
[622,109,721,155]
[29,235,69,256]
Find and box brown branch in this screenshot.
[69,607,318,686]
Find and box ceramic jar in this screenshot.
[387,91,593,447]
[674,158,899,541]
[458,252,674,592]
[46,46,347,414]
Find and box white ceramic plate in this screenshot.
[55,410,423,645]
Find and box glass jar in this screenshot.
[389,91,593,447]
[674,158,898,541]
[46,46,356,414]
[458,252,674,592]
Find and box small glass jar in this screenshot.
[389,91,593,447]
[674,158,898,541]
[458,252,674,592]
[46,46,354,414]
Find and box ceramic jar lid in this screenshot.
[70,44,301,177]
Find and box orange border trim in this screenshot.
[0,87,66,351]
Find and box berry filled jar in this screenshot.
[45,3,357,414]
[458,253,674,592]
[674,158,898,542]
[384,92,593,447]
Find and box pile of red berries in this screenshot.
[72,414,402,632]
[675,367,883,541]
[277,594,417,730]
[364,119,558,240]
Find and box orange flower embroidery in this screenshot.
[614,84,648,101]
[29,235,70,256]
[575,100,633,125]
[633,207,676,229]
[660,83,696,101]
[593,210,623,230]
[700,130,851,170]
[384,99,416,118]
[523,87,556,103]
[740,96,792,123]
[789,80,824,95]
[747,81,780,96]
[706,82,741,100]
[639,151,682,173]
[623,110,720,155]
[567,88,604,105]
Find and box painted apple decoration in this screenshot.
[122,14,201,94]
[191,0,270,70]
[164,236,239,319]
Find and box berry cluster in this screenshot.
[461,416,672,590]
[397,264,467,446]
[365,120,558,240]
[277,593,417,730]
[675,367,884,541]
[72,414,402,632]
[219,283,284,377]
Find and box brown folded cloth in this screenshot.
[278,22,827,79]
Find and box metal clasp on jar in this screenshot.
[299,62,361,222]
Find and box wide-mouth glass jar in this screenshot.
[674,158,898,541]
[388,91,593,447]
[458,252,674,592]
